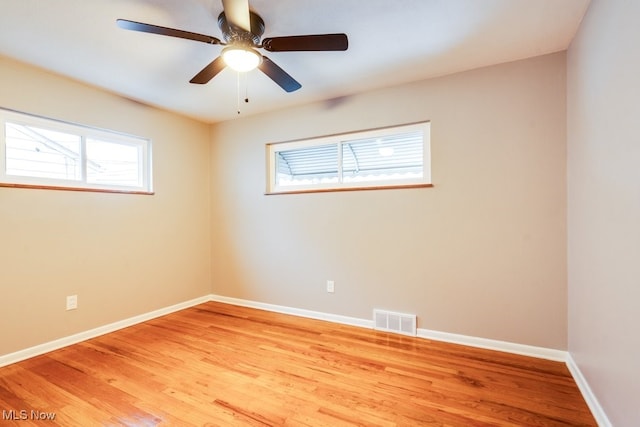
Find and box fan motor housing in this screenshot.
[218,11,265,45]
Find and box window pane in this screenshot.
[1,109,152,193]
[266,121,430,194]
[5,123,82,181]
[341,130,423,184]
[86,138,142,187]
[275,143,339,187]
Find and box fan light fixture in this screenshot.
[222,46,262,72]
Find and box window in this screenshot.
[0,108,152,193]
[266,121,431,194]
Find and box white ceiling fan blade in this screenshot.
[222,0,251,32]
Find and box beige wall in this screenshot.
[0,50,570,359]
[0,56,211,356]
[567,0,640,424]
[211,52,567,349]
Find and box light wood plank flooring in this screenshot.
[0,302,596,426]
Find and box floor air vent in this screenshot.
[373,309,417,336]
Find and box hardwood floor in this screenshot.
[0,302,596,426]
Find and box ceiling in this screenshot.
[0,0,590,124]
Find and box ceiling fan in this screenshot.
[117,0,348,93]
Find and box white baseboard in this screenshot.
[0,294,570,366]
[209,294,567,362]
[0,293,609,426]
[208,294,374,329]
[0,295,210,368]
[566,354,612,427]
[417,328,568,362]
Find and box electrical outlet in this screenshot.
[326,280,335,293]
[66,295,78,311]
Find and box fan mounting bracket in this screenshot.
[217,11,265,46]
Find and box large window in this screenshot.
[266,121,431,194]
[0,108,152,193]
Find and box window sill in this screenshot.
[0,182,154,195]
[265,183,433,195]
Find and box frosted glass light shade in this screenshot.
[222,47,261,72]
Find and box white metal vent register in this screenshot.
[373,309,417,336]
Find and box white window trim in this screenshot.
[266,121,431,194]
[0,108,153,194]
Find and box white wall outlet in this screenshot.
[66,295,78,311]
[326,280,335,293]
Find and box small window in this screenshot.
[266,122,431,194]
[0,108,152,193]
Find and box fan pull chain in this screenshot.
[244,71,250,104]
[236,72,249,114]
[236,72,251,115]
[236,72,241,115]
